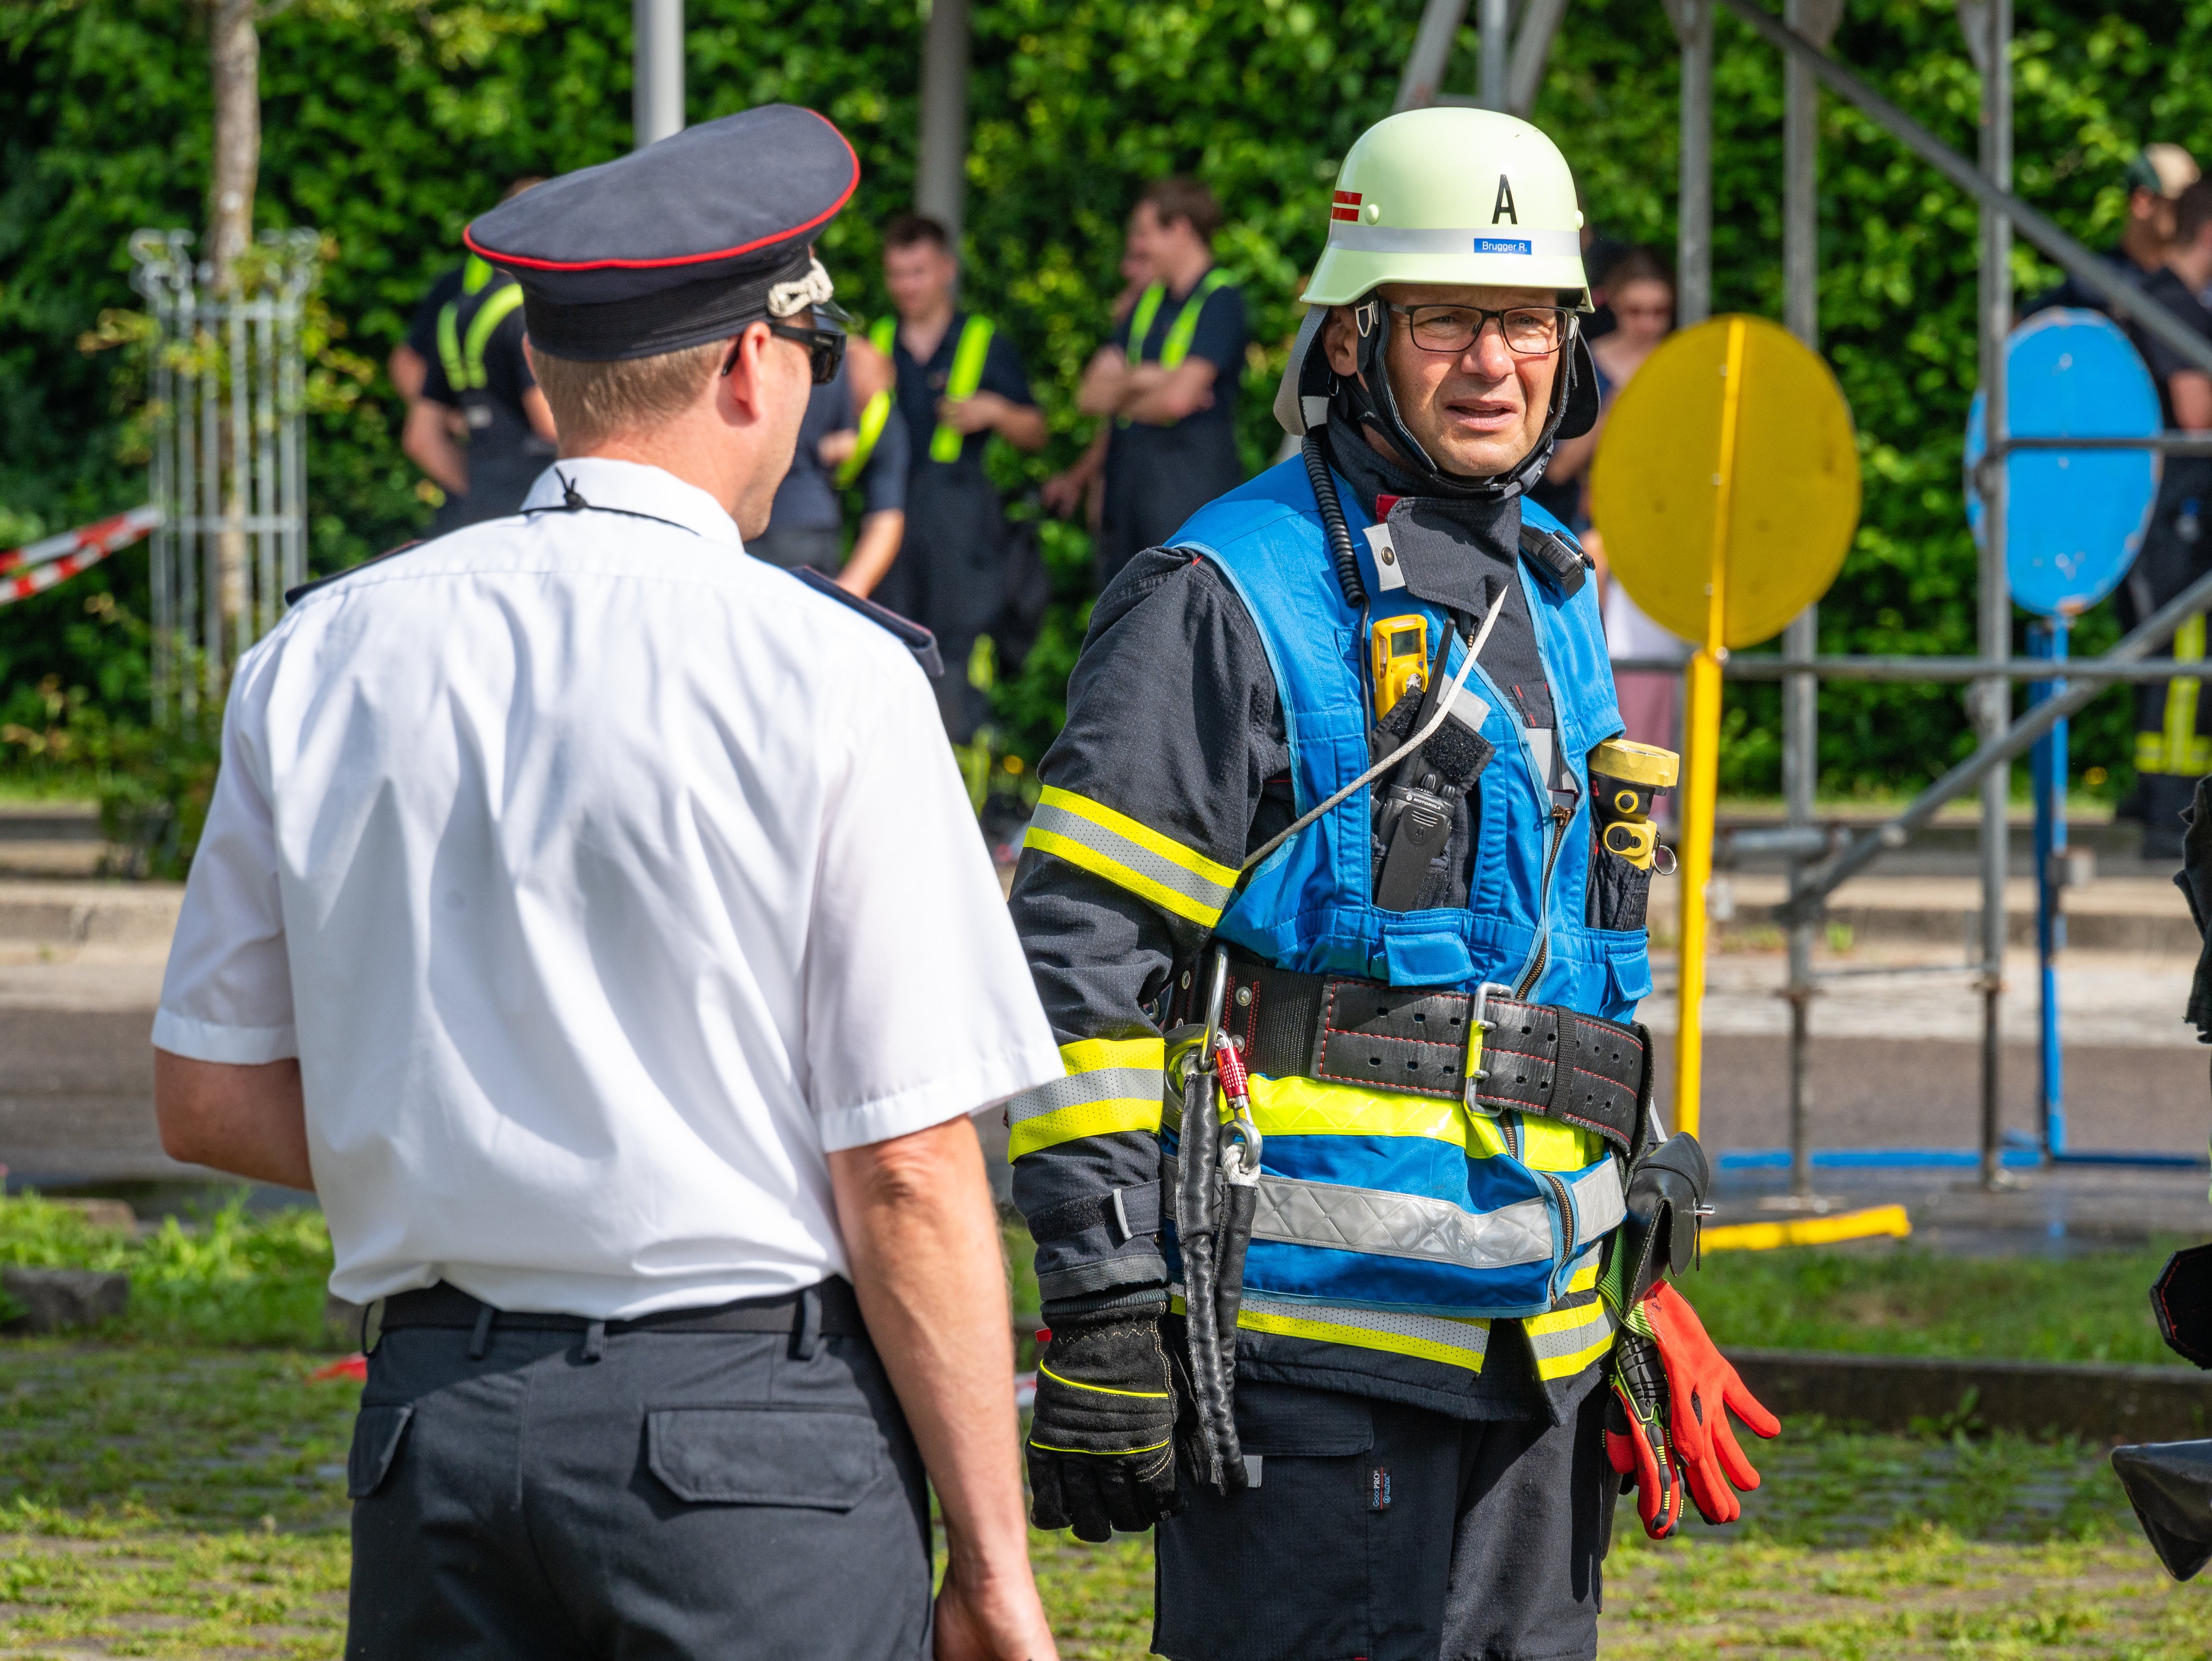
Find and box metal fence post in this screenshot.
[1973,0,2013,1190]
[1665,0,1713,326]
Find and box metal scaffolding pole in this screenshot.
[1505,0,1571,116]
[1780,0,1842,1204]
[1665,0,1714,324]
[1396,0,1472,110]
[1478,0,1510,108]
[632,0,684,147]
[916,0,972,252]
[1973,0,2012,1190]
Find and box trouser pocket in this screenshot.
[645,1407,888,1509]
[347,1403,414,1499]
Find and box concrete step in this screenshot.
[0,802,122,880]
[0,880,182,949]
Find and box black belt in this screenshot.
[1207,956,1652,1158]
[380,1276,867,1339]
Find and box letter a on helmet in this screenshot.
[1277,106,1593,439]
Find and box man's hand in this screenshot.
[818,427,861,467]
[828,1119,1057,1660]
[1039,469,1088,517]
[939,390,1013,435]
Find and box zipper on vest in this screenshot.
[1514,804,1571,997]
[1541,1167,1579,1303]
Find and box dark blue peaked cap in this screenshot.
[464,104,858,363]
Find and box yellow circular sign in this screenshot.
[1589,314,1861,650]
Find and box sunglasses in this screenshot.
[721,298,853,387]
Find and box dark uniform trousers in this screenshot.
[874,465,1008,744]
[1155,1377,1616,1661]
[345,1306,932,1659]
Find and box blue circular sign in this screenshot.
[1964,308,2161,617]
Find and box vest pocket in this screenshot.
[647,1408,887,1509]
[1586,842,1652,932]
[346,1402,413,1499]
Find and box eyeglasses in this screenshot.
[1388,303,1572,358]
[720,318,850,386]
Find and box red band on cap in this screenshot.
[464,112,859,275]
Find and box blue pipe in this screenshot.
[2028,619,2068,1158]
[1717,1145,2207,1172]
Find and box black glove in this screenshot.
[1026,1306,1184,1541]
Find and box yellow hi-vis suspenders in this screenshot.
[435,278,526,393]
[857,315,997,473]
[2140,612,2212,778]
[1125,267,1236,371]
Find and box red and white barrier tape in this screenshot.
[0,505,160,609]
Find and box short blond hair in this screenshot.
[531,340,724,449]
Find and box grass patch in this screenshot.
[0,1192,338,1350]
[1684,1241,2195,1367]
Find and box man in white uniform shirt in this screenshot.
[150,105,1064,1661]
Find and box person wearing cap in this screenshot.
[870,213,1046,743]
[1004,108,1776,1659]
[2028,144,2200,316]
[148,105,1063,1661]
[2120,176,2212,859]
[1080,177,1250,591]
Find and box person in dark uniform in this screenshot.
[152,106,1065,1661]
[408,260,560,528]
[870,214,1046,742]
[2123,177,2212,859]
[1080,177,1249,590]
[392,178,546,532]
[749,332,909,591]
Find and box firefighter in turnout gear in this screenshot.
[1005,107,1777,1660]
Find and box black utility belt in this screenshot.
[380,1275,867,1339]
[1187,955,1652,1158]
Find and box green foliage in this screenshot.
[0,1191,340,1349]
[1689,1240,2186,1367]
[0,0,2201,791]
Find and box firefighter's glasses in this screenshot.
[1389,304,1572,357]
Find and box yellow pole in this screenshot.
[1673,317,1748,1141]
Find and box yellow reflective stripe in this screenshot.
[1229,1291,1493,1374]
[1062,1036,1165,1076]
[2148,613,2208,776]
[838,389,892,489]
[435,301,465,392]
[1125,285,1166,366]
[1565,1256,1600,1295]
[1037,1362,1169,1399]
[869,316,896,354]
[1160,269,1235,369]
[1523,1295,1616,1380]
[1243,1073,1473,1145]
[462,282,525,390]
[929,315,995,463]
[1010,1097,1163,1159]
[1008,1041,1164,1161]
[462,253,493,294]
[1024,786,1239,926]
[1028,1437,1173,1456]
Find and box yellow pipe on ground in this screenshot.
[1702,1203,1913,1253]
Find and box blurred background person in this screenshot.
[752,331,908,594]
[1042,235,1154,531]
[1555,247,1692,755]
[2119,177,2212,858]
[871,214,1047,743]
[1080,178,1247,591]
[2029,144,2199,315]
[391,178,544,532]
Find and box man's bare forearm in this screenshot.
[839,511,904,597]
[153,1050,314,1190]
[828,1118,1053,1657]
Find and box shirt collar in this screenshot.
[520,457,744,549]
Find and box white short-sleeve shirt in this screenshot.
[154,458,1062,1317]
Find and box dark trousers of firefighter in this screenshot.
[873,464,1007,745]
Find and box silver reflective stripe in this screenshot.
[1026,800,1236,917]
[1569,1161,1626,1240]
[1007,1067,1161,1126]
[1324,226,1582,258]
[1525,1299,1615,1364]
[1252,1173,1556,1270]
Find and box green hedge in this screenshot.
[0,0,2197,791]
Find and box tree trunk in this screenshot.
[207,0,259,655]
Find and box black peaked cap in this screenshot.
[465,104,859,362]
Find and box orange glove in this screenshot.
[1606,1280,1779,1536]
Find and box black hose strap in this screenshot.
[1303,434,1367,611]
[1176,1064,1245,1494]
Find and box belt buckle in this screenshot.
[1464,982,1514,1116]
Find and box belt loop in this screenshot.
[791,1286,821,1361]
[467,1303,494,1360]
[580,1319,607,1364]
[362,1297,387,1356]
